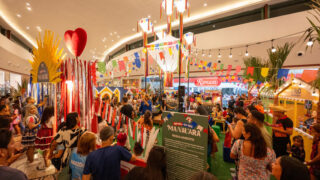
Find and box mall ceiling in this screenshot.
[0,0,288,61]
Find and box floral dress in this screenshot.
[231,140,276,180]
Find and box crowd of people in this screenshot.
[0,91,319,180]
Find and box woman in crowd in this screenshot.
[306,124,320,180]
[247,110,272,148]
[49,112,86,179]
[228,107,248,140]
[70,132,96,180]
[144,146,167,180]
[138,110,153,131]
[35,106,55,168]
[12,100,22,135]
[272,156,310,180]
[21,104,40,163]
[230,123,276,180]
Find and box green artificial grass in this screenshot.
[211,134,235,180]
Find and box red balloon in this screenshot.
[64,28,87,57]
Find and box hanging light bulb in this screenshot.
[307,38,313,47]
[202,50,205,57]
[271,40,276,53]
[245,45,249,56]
[218,49,221,58]
[209,50,212,58]
[229,48,232,58]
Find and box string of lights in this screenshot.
[190,29,311,58]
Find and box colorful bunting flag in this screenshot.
[97,62,106,74]
[246,67,254,76]
[236,66,241,73]
[261,68,269,78]
[277,69,289,79]
[135,58,141,68]
[118,61,125,71]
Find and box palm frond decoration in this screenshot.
[243,56,268,87]
[303,0,320,50]
[266,42,295,91]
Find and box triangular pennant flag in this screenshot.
[135,58,141,68]
[159,52,165,60]
[261,68,269,78]
[118,61,125,71]
[277,69,289,79]
[246,67,254,76]
[168,48,173,56]
[236,66,241,73]
[213,63,217,70]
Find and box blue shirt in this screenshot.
[139,100,152,115]
[83,146,132,180]
[70,148,87,180]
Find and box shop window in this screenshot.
[9,73,21,90]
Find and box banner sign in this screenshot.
[174,77,221,87]
[162,112,208,180]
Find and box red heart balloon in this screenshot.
[64,28,87,57]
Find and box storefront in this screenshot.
[275,78,319,161]
[172,77,247,107]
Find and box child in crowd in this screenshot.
[222,107,228,118]
[117,131,130,151]
[70,132,96,180]
[35,106,55,168]
[288,135,305,162]
[133,142,144,159]
[21,104,40,163]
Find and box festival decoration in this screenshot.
[97,62,106,74]
[64,28,87,57]
[29,30,65,83]
[148,35,188,87]
[261,68,269,78]
[277,69,289,79]
[246,67,254,76]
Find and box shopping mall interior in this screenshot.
[0,0,319,180]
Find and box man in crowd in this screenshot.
[83,126,136,180]
[0,129,27,180]
[266,106,293,157]
[120,97,134,119]
[228,96,235,109]
[195,100,208,116]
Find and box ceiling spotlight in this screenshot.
[307,38,313,47]
[229,48,232,58]
[111,40,114,42]
[26,26,30,30]
[202,50,205,57]
[110,33,113,36]
[204,3,208,7]
[154,20,157,23]
[218,49,222,58]
[114,32,117,34]
[148,15,151,18]
[26,6,32,11]
[271,39,276,53]
[132,28,135,32]
[245,45,249,56]
[17,14,21,18]
[26,2,30,6]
